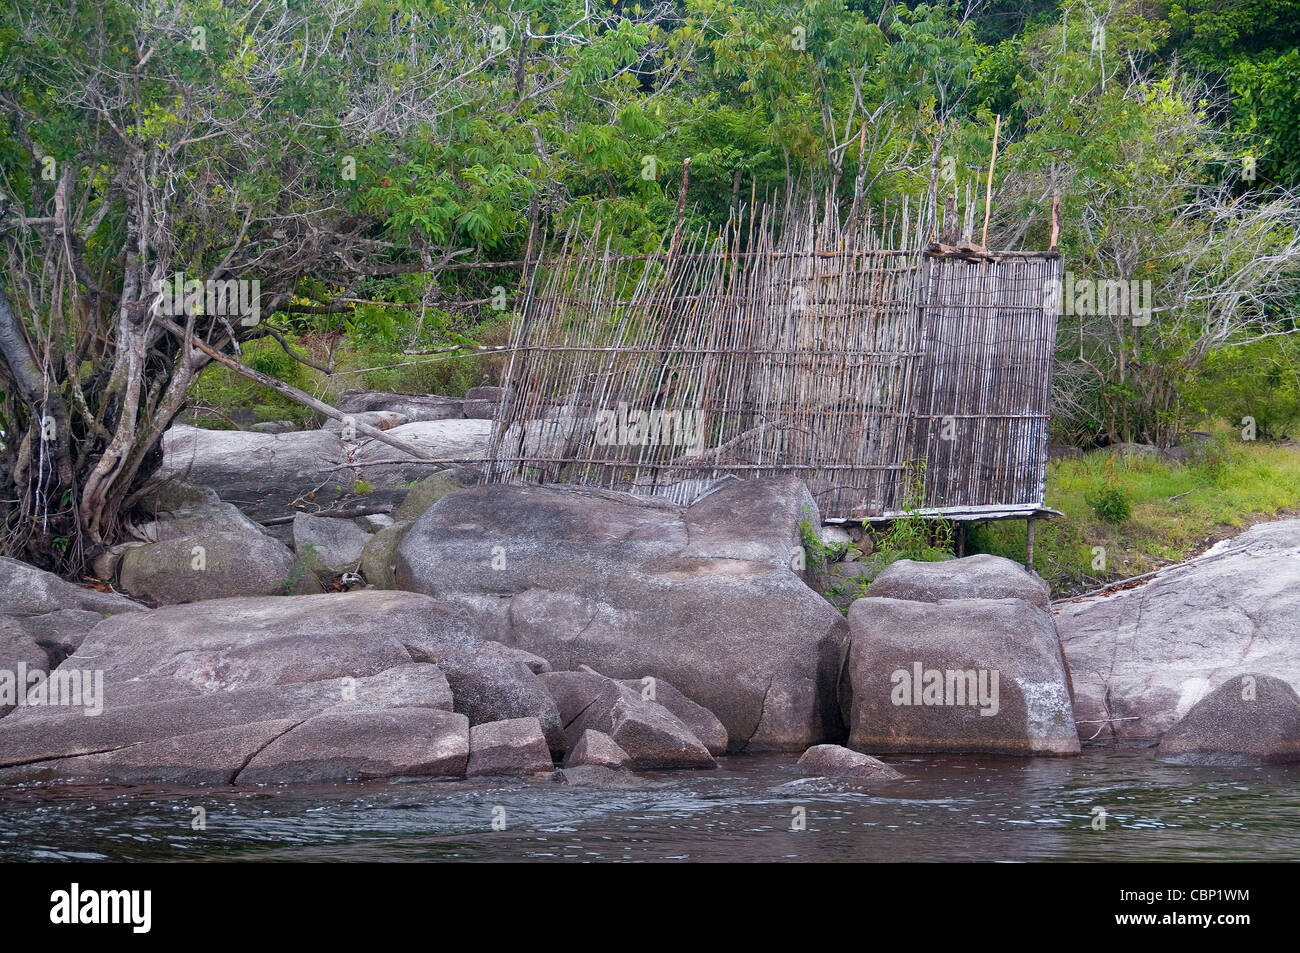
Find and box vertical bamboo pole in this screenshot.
[981,114,1001,249]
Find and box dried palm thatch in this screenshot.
[484,196,1062,520]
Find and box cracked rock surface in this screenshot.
[0,556,142,718]
[0,588,547,784]
[395,477,848,752]
[1056,519,1300,744]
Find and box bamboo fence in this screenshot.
[483,196,1062,519]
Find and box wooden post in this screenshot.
[1049,188,1060,252]
[956,521,967,557]
[667,157,691,258]
[1025,516,1036,570]
[981,114,1001,249]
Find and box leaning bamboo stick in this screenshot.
[981,114,1001,248]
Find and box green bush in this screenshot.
[1183,336,1300,441]
[1085,485,1132,524]
[867,462,953,568]
[335,315,513,397]
[1187,432,1231,486]
[246,343,303,386]
[352,350,483,397]
[189,337,327,428]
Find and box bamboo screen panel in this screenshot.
[911,255,1063,514]
[484,207,1061,520]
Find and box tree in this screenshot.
[994,0,1300,446]
[0,0,693,571]
[1162,0,1300,185]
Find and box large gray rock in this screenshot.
[0,621,52,716]
[396,478,848,752]
[0,590,548,785]
[337,391,465,422]
[1157,674,1300,764]
[0,556,139,629]
[796,744,903,782]
[158,418,471,522]
[322,410,408,433]
[540,670,715,768]
[160,424,350,521]
[119,531,322,603]
[0,664,460,785]
[0,558,141,717]
[1057,519,1300,744]
[147,479,221,511]
[248,420,297,434]
[237,708,469,783]
[540,670,613,732]
[116,484,321,603]
[358,520,413,589]
[434,643,564,751]
[357,513,396,532]
[463,386,505,420]
[563,729,631,769]
[338,421,491,504]
[393,468,480,522]
[602,693,716,769]
[844,596,1080,756]
[864,554,1051,609]
[292,513,372,575]
[136,498,266,542]
[619,675,728,755]
[352,420,491,468]
[3,719,301,786]
[466,717,554,776]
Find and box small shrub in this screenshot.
[1087,485,1132,523]
[276,544,322,595]
[799,508,839,570]
[864,461,953,570]
[1187,432,1231,486]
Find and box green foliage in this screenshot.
[1183,335,1300,440]
[1086,485,1133,524]
[1188,432,1232,486]
[867,463,954,568]
[190,338,326,429]
[357,119,538,250]
[345,347,488,398]
[1167,0,1300,184]
[972,432,1300,595]
[799,508,840,570]
[4,0,1298,573]
[276,544,322,596]
[1228,50,1300,185]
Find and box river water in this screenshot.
[1,752,1296,862]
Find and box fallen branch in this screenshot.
[401,342,517,356]
[326,457,488,470]
[256,323,333,374]
[157,317,441,461]
[261,504,395,525]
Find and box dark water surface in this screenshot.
[1,752,1296,862]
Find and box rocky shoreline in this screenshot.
[2,399,1298,787]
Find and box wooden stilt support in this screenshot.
[956,522,967,557]
[1025,516,1036,570]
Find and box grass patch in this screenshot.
[969,429,1300,597]
[183,314,512,428]
[188,337,331,429]
[329,315,512,397]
